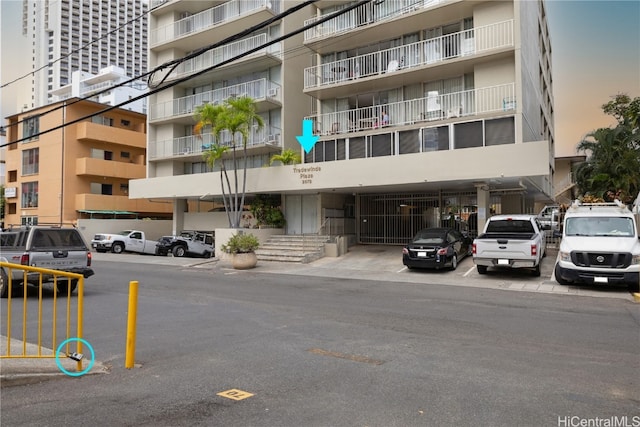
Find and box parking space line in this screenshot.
[397,266,408,273]
[463,266,475,277]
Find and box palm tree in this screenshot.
[194,96,264,228]
[269,148,302,166]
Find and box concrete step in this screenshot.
[255,234,330,263]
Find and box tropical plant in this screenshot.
[249,194,286,228]
[194,96,264,228]
[573,94,640,204]
[221,232,260,254]
[270,148,301,166]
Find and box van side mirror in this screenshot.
[553,230,562,238]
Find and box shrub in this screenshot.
[221,233,260,254]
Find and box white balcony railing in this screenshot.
[149,125,282,160]
[149,79,282,122]
[304,83,515,136]
[304,0,444,42]
[151,0,275,46]
[162,34,281,83]
[304,20,514,89]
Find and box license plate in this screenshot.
[417,252,427,258]
[594,277,608,283]
[498,259,509,265]
[92,243,97,248]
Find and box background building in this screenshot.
[132,0,556,244]
[2,99,171,227]
[5,0,147,112]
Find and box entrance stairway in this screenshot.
[256,234,331,263]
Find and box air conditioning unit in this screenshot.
[266,134,277,143]
[267,88,278,97]
[183,148,191,155]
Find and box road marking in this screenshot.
[397,266,408,273]
[308,348,385,365]
[217,389,254,401]
[463,266,475,277]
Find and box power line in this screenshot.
[1,0,158,89]
[2,0,374,147]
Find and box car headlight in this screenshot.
[632,254,640,265]
[559,251,571,262]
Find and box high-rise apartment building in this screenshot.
[132,0,556,245]
[19,0,148,109]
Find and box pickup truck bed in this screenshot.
[472,215,546,276]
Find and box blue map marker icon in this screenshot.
[296,119,319,154]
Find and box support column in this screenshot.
[173,199,187,235]
[475,183,491,234]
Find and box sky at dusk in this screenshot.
[2,0,639,158]
[546,0,640,157]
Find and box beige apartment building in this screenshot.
[2,99,172,227]
[132,0,556,244]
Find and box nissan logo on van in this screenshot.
[596,255,605,263]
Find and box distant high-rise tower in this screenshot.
[21,0,148,108]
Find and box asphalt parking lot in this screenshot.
[92,244,637,301]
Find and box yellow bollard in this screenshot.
[125,281,139,369]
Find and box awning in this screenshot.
[77,210,140,219]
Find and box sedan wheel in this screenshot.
[450,254,458,271]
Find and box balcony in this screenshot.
[304,20,514,97]
[304,83,515,136]
[149,79,282,124]
[304,0,479,53]
[160,33,282,86]
[151,0,278,51]
[149,124,283,160]
[76,158,146,179]
[75,193,174,215]
[75,122,146,149]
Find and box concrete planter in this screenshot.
[231,252,257,270]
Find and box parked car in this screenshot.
[91,230,157,254]
[402,227,472,270]
[156,231,214,258]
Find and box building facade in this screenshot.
[2,99,172,227]
[16,0,148,110]
[131,0,556,244]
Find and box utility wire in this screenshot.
[0,0,160,89]
[2,0,321,133]
[2,0,374,147]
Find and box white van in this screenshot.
[554,199,640,292]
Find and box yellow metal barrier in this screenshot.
[0,261,84,372]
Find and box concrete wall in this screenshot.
[77,219,172,245]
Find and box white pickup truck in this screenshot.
[472,214,547,276]
[91,230,158,255]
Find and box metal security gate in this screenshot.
[358,191,502,244]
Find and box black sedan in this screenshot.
[402,227,472,270]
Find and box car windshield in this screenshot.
[413,231,445,245]
[565,217,635,237]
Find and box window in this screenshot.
[454,121,483,149]
[90,182,112,195]
[22,115,39,141]
[91,115,113,126]
[399,130,420,154]
[8,170,17,182]
[121,151,130,159]
[21,216,38,226]
[121,119,130,127]
[421,126,449,151]
[485,117,515,146]
[91,148,113,160]
[22,148,39,175]
[21,181,38,208]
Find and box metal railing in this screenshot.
[161,34,281,83]
[1,262,85,373]
[304,20,514,89]
[151,0,275,46]
[149,124,283,160]
[305,83,515,136]
[304,0,445,42]
[149,79,282,122]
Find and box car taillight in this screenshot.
[20,253,29,265]
[472,243,477,254]
[87,251,92,266]
[531,244,537,256]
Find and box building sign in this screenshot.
[4,187,16,198]
[293,165,321,185]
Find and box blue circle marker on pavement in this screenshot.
[55,338,95,377]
